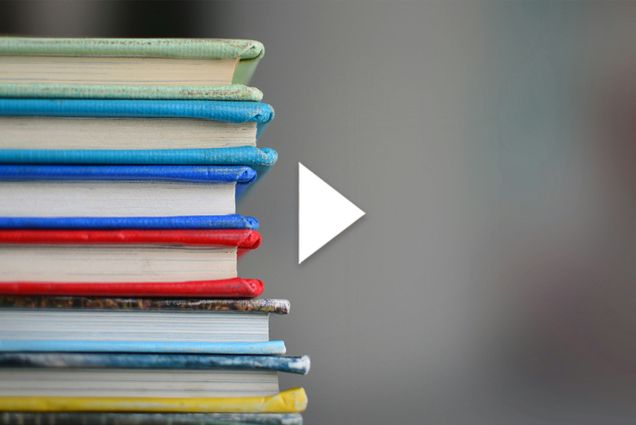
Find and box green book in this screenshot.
[0,37,265,100]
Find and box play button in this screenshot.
[298,162,366,264]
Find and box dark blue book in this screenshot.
[0,165,256,219]
[0,353,310,375]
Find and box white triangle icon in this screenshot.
[298,162,365,263]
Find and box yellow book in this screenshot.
[0,388,307,413]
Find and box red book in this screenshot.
[0,229,263,298]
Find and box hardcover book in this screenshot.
[0,354,309,399]
[0,229,261,296]
[0,38,265,100]
[0,99,277,171]
[0,298,289,355]
[0,165,257,217]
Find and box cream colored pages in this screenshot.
[0,245,236,283]
[0,181,236,216]
[0,311,269,342]
[0,56,238,86]
[0,117,257,149]
[0,369,279,398]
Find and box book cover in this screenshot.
[0,353,310,375]
[0,297,290,314]
[0,215,260,230]
[0,84,263,101]
[0,412,303,425]
[0,148,278,174]
[0,388,307,413]
[0,164,256,184]
[0,278,264,298]
[0,340,286,356]
[0,99,275,136]
[0,229,261,247]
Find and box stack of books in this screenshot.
[0,37,308,425]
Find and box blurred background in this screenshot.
[2,1,636,424]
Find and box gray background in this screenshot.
[3,2,636,424]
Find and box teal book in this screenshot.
[0,37,265,100]
[0,99,278,173]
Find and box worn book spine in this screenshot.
[0,296,290,314]
[0,412,303,425]
[0,353,310,375]
[0,38,264,61]
[0,278,264,298]
[0,388,307,413]
[0,84,263,101]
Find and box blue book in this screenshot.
[0,353,310,375]
[0,165,257,218]
[0,99,278,175]
[0,298,288,356]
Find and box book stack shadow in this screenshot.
[0,37,308,425]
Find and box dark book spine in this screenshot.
[0,353,310,375]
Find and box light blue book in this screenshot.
[0,99,278,177]
[0,298,289,355]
